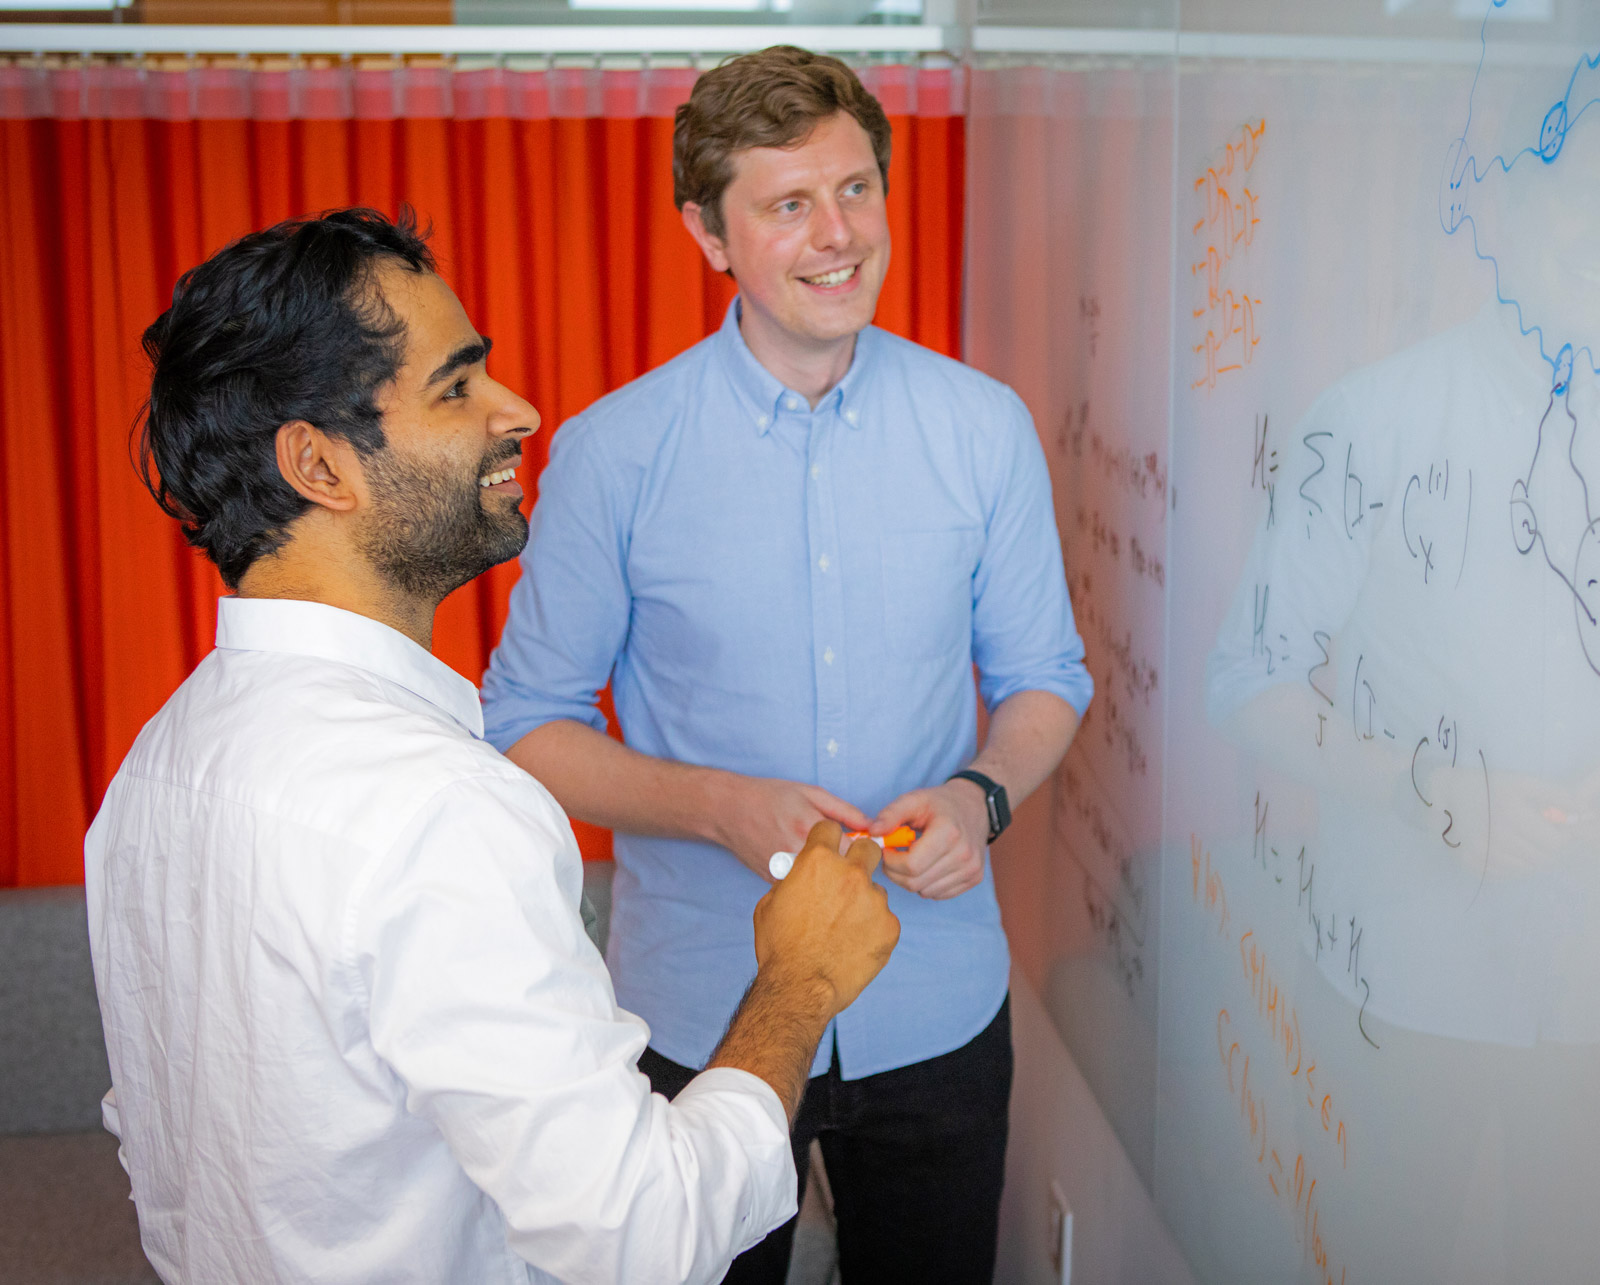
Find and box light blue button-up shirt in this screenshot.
[483,300,1092,1079]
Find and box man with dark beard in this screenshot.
[84,208,900,1285]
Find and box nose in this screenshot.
[811,194,851,252]
[488,377,541,440]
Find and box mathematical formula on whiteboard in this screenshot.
[968,4,1600,1280]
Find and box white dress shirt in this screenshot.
[84,597,795,1285]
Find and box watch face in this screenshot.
[951,770,1009,839]
[989,785,1011,841]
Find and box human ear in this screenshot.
[681,202,733,275]
[274,420,361,514]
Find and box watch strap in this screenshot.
[948,769,1011,843]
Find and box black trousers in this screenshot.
[639,995,1012,1285]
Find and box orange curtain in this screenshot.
[0,61,965,886]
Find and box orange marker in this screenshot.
[768,825,919,880]
[857,825,918,851]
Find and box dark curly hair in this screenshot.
[673,45,892,240]
[138,207,435,588]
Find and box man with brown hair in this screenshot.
[484,46,1092,1281]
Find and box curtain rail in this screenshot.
[3,22,1585,66]
[969,26,1587,67]
[0,22,954,57]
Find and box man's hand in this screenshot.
[504,724,871,882]
[752,820,900,1008]
[708,821,900,1119]
[871,780,991,900]
[710,777,871,881]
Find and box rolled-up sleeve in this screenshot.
[355,776,796,1285]
[971,387,1094,716]
[482,423,631,753]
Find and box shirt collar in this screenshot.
[714,296,876,435]
[214,597,485,738]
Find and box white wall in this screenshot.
[998,969,1197,1285]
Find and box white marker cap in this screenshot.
[769,834,886,881]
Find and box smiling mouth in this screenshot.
[800,264,859,288]
[478,463,519,488]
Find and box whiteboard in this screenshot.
[968,57,1175,1182]
[969,6,1600,1282]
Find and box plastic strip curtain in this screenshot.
[0,59,966,882]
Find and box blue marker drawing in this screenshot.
[1443,0,1600,673]
[1440,0,1600,382]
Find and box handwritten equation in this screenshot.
[1251,792,1380,1050]
[1059,402,1169,510]
[1090,436,1169,509]
[1080,294,1102,358]
[1253,409,1473,591]
[1067,565,1158,782]
[1056,399,1091,459]
[1194,835,1353,1285]
[1252,413,1279,527]
[1192,119,1266,391]
[1402,458,1472,590]
[1075,505,1166,591]
[1077,687,1151,782]
[1054,760,1148,997]
[1246,570,1496,881]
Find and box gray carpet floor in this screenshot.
[0,873,838,1284]
[0,1130,157,1284]
[0,1129,838,1285]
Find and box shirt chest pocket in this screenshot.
[880,528,982,664]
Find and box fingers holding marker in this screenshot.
[769,819,841,881]
[801,818,843,858]
[768,825,918,880]
[846,834,883,876]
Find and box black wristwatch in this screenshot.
[948,769,1011,843]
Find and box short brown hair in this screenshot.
[673,46,892,240]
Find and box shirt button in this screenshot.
[787,396,803,411]
[756,414,770,429]
[811,464,821,480]
[845,409,860,425]
[823,647,835,665]
[818,554,831,572]
[826,738,839,757]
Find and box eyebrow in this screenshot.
[424,336,493,389]
[768,168,880,205]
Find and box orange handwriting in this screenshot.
[1192,835,1350,1169]
[1191,119,1266,391]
